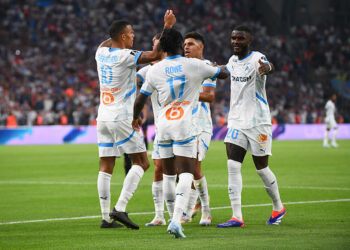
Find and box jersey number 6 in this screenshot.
[165,107,184,120]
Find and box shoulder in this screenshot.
[227,55,238,64]
[202,59,214,66]
[96,46,108,55]
[252,51,268,62]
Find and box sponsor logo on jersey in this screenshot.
[100,87,121,93]
[231,75,252,82]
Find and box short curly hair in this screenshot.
[159,28,183,54]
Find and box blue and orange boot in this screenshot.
[266,205,286,225]
[217,217,244,228]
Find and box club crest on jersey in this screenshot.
[244,62,252,74]
[257,134,268,147]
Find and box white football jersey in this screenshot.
[226,51,272,129]
[137,65,161,124]
[95,47,142,121]
[325,100,336,119]
[140,55,220,142]
[192,59,217,135]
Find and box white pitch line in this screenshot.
[0,180,349,191]
[1,198,349,226]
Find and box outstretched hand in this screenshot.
[131,118,143,131]
[257,59,271,76]
[164,9,176,29]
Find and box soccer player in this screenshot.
[323,94,338,148]
[95,10,176,229]
[133,28,228,238]
[217,26,286,228]
[136,33,168,226]
[181,31,215,226]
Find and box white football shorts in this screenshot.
[197,131,211,161]
[97,120,146,158]
[325,117,337,129]
[158,136,198,159]
[224,125,272,156]
[152,134,160,160]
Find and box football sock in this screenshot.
[324,130,329,145]
[97,171,112,222]
[227,160,243,220]
[163,174,177,219]
[194,176,210,213]
[184,188,198,218]
[152,180,164,218]
[256,166,283,211]
[172,173,194,223]
[332,128,338,143]
[115,165,144,212]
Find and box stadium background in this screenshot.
[1,0,349,130]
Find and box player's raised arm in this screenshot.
[258,59,275,76]
[98,38,112,48]
[136,10,176,65]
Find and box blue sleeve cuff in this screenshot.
[202,83,216,88]
[135,51,143,65]
[140,89,152,96]
[225,65,231,74]
[210,67,221,81]
[136,73,144,83]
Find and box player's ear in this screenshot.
[199,43,204,50]
[120,33,126,41]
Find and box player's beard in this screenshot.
[233,45,249,57]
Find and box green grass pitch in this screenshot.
[0,140,349,249]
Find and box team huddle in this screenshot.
[95,10,285,238]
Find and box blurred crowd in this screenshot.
[0,0,349,127]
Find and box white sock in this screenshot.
[227,160,243,220]
[115,165,144,212]
[324,130,329,145]
[256,166,283,211]
[163,174,177,219]
[332,129,338,143]
[152,181,164,218]
[97,171,112,222]
[172,173,194,223]
[194,176,210,213]
[184,188,198,218]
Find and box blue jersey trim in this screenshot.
[202,83,216,88]
[225,65,231,74]
[256,92,268,105]
[238,51,253,61]
[98,143,114,147]
[109,48,120,52]
[173,136,195,145]
[210,68,221,81]
[125,86,137,98]
[165,55,182,60]
[135,51,143,65]
[192,104,199,114]
[136,73,145,83]
[201,138,209,150]
[116,130,135,147]
[158,143,173,148]
[140,89,152,96]
[201,102,209,113]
